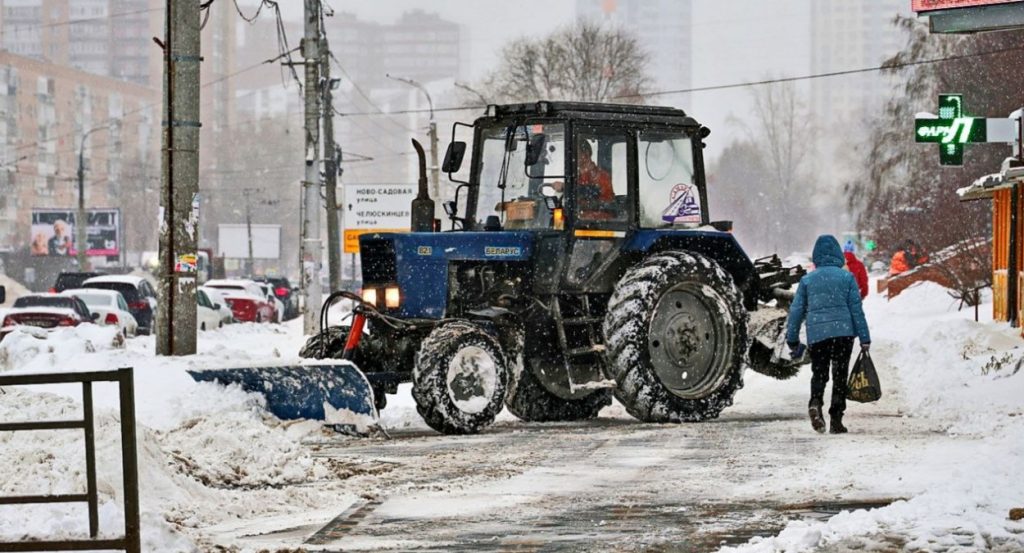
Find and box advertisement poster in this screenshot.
[30,208,120,257]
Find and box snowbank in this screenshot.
[720,281,1024,552]
[0,319,359,550]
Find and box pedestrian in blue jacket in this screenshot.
[786,234,871,434]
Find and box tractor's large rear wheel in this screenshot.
[603,251,748,422]
[413,321,508,434]
[505,355,612,422]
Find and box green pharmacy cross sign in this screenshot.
[914,94,989,166]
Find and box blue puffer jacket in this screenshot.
[786,235,871,346]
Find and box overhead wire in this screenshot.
[334,42,1024,118]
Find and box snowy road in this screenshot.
[220,376,965,552]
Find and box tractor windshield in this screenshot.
[638,130,702,228]
[475,122,565,229]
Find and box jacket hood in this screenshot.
[812,235,845,268]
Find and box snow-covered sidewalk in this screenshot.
[722,282,1024,552]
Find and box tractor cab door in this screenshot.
[562,124,634,293]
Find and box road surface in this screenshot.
[215,372,967,552]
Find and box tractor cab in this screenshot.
[433,102,732,297]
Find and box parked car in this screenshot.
[50,271,105,293]
[256,282,285,323]
[1,293,95,340]
[81,275,158,335]
[61,288,138,338]
[199,287,236,325]
[253,276,298,320]
[203,279,275,323]
[197,288,230,331]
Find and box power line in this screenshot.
[335,43,1024,117]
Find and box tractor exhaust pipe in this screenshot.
[410,138,435,232]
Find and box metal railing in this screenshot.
[0,368,141,553]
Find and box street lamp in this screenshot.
[76,121,119,270]
[387,74,439,206]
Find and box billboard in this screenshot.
[217,224,281,259]
[912,0,1021,12]
[30,208,120,257]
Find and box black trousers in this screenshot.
[808,336,855,417]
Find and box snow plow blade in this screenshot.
[187,362,378,423]
[748,308,809,380]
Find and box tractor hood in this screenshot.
[359,231,534,319]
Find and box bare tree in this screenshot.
[725,81,817,252]
[483,21,651,104]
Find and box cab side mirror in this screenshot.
[0,285,5,304]
[91,312,100,321]
[213,303,222,311]
[442,141,467,173]
[525,134,547,166]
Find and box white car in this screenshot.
[256,283,285,323]
[199,287,235,325]
[61,288,138,337]
[197,288,230,331]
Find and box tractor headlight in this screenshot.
[385,286,401,308]
[361,288,378,307]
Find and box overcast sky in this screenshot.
[242,0,815,157]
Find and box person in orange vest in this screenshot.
[888,250,909,276]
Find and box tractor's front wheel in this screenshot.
[413,321,507,434]
[603,251,748,423]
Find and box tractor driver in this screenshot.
[552,139,617,221]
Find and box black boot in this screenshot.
[808,406,826,434]
[829,415,848,434]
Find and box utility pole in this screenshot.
[156,0,200,356]
[321,39,342,294]
[301,0,322,334]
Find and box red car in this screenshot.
[1,294,95,340]
[203,279,276,323]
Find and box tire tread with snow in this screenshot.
[413,321,508,434]
[603,250,748,423]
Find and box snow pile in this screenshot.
[0,319,359,550]
[0,324,124,370]
[721,281,1024,552]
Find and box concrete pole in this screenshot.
[321,39,342,294]
[301,0,322,335]
[156,0,200,356]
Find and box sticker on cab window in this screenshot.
[662,183,701,224]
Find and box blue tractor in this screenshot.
[193,101,805,435]
[292,101,806,434]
